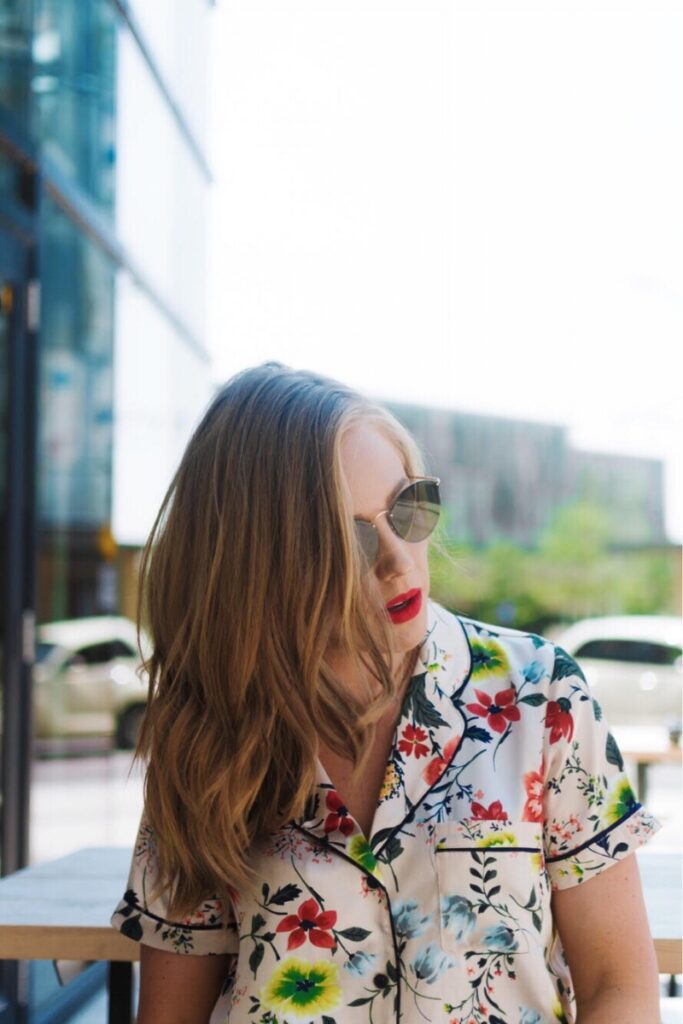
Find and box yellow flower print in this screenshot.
[604,776,637,825]
[477,830,517,847]
[259,957,341,1018]
[530,851,543,872]
[348,834,383,881]
[470,637,511,680]
[379,763,400,801]
[552,997,569,1022]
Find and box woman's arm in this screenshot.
[551,852,660,1023]
[136,944,236,1024]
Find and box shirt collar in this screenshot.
[290,598,472,870]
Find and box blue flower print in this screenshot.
[410,943,456,984]
[441,894,476,943]
[519,1008,543,1024]
[393,898,431,939]
[523,660,546,685]
[482,923,518,952]
[343,951,376,976]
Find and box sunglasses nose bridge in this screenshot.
[371,508,390,528]
[374,507,411,553]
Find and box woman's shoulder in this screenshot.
[428,599,561,678]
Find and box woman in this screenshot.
[112,362,662,1024]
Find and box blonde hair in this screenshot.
[135,362,441,914]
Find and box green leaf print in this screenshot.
[381,835,403,863]
[120,914,143,942]
[551,646,586,683]
[404,673,450,729]
[337,927,371,941]
[268,883,303,906]
[605,733,624,771]
[519,693,547,707]
[249,941,265,977]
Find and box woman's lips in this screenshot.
[386,588,422,624]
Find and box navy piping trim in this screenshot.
[372,701,470,861]
[385,884,402,1023]
[545,803,644,863]
[370,609,473,860]
[435,846,540,853]
[116,894,225,931]
[452,613,475,702]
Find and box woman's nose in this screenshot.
[373,517,413,577]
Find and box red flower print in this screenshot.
[422,735,460,785]
[545,698,574,743]
[466,687,520,734]
[522,759,545,822]
[275,896,337,950]
[470,799,507,821]
[323,791,355,836]
[398,723,430,759]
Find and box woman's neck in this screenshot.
[327,643,420,704]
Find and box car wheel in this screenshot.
[115,704,146,750]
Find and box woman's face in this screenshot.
[339,421,431,658]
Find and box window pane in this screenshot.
[0,1,32,134]
[31,0,117,213]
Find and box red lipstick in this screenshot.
[385,588,422,624]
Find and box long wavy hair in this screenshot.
[134,362,446,914]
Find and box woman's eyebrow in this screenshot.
[388,475,410,504]
[355,476,409,521]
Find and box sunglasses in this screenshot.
[353,476,441,570]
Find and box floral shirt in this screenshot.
[111,599,661,1024]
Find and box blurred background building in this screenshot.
[386,401,668,548]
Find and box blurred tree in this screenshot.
[538,499,611,566]
[427,497,679,631]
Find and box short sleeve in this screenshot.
[542,645,662,892]
[110,810,240,955]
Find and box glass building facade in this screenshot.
[0,2,214,1018]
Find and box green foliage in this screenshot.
[428,500,680,629]
[538,500,611,566]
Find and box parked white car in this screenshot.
[552,615,682,730]
[34,616,151,749]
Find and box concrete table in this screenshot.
[0,847,138,1023]
[0,846,680,1021]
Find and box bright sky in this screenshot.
[207,0,683,543]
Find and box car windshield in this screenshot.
[575,638,682,665]
[35,642,57,663]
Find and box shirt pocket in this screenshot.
[434,819,546,957]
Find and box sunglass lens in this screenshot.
[390,480,441,542]
[354,518,379,569]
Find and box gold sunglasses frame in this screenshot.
[353,475,441,568]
